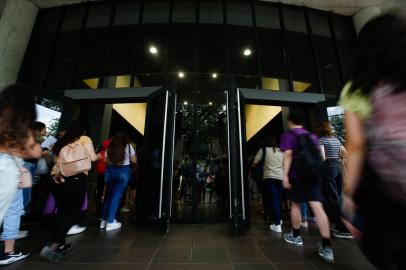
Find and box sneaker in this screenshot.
[67,225,86,236]
[283,231,303,247]
[0,249,30,265]
[332,229,354,239]
[17,230,29,239]
[269,224,282,233]
[56,243,72,254]
[100,220,106,229]
[300,221,309,228]
[120,207,130,213]
[318,243,335,263]
[40,245,63,263]
[106,220,122,231]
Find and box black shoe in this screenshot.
[0,249,30,265]
[40,245,64,263]
[57,243,72,254]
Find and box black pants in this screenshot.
[321,159,348,232]
[95,173,105,218]
[52,173,87,245]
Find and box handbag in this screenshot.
[11,154,33,189]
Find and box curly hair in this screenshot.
[0,85,36,149]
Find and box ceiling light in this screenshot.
[178,72,185,78]
[149,46,158,54]
[183,101,188,105]
[243,48,252,56]
[212,73,218,78]
[209,102,213,106]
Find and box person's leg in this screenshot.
[102,168,114,221]
[308,201,331,239]
[262,180,273,221]
[269,181,283,225]
[2,190,24,253]
[95,173,105,218]
[107,167,130,223]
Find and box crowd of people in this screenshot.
[0,11,405,270]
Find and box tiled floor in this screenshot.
[2,214,377,270]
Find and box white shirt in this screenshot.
[106,144,136,166]
[254,147,284,181]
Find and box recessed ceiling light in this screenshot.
[183,101,188,105]
[209,102,213,106]
[243,48,252,56]
[212,73,218,78]
[178,72,185,78]
[149,46,158,54]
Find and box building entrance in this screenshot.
[171,90,230,223]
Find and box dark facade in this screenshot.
[18,0,355,232]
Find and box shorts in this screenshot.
[288,178,323,203]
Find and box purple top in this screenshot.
[280,128,319,179]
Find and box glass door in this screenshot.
[171,90,230,222]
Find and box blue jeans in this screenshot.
[0,153,20,225]
[263,179,283,225]
[102,165,131,223]
[23,161,36,210]
[301,203,308,220]
[1,189,24,240]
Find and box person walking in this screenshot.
[253,137,284,232]
[40,120,99,262]
[316,122,352,239]
[95,138,111,219]
[280,111,334,263]
[0,85,42,265]
[339,13,406,270]
[100,131,136,231]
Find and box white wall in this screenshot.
[0,0,38,90]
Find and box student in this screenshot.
[316,122,352,239]
[340,13,406,270]
[280,111,334,263]
[100,131,136,231]
[40,120,99,262]
[253,137,284,232]
[0,85,42,265]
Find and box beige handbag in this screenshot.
[12,155,33,189]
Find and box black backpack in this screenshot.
[290,131,323,180]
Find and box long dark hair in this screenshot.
[53,120,87,156]
[107,131,129,165]
[349,12,406,94]
[266,137,279,153]
[0,85,36,148]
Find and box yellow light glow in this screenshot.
[245,105,282,141]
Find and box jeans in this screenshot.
[0,153,20,225]
[1,189,24,240]
[321,159,348,232]
[52,173,87,245]
[301,203,308,220]
[263,179,283,225]
[23,161,37,210]
[103,165,130,223]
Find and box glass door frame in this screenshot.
[235,88,327,231]
[170,88,232,224]
[64,86,176,233]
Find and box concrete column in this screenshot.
[86,104,113,144]
[0,0,38,90]
[353,6,382,34]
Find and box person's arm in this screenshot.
[252,149,262,167]
[320,145,326,161]
[283,150,293,189]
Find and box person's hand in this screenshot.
[283,176,292,189]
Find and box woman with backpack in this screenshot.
[252,137,284,232]
[40,120,99,262]
[340,13,406,270]
[100,131,136,231]
[316,122,352,239]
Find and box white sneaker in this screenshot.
[269,224,282,233]
[300,221,309,228]
[100,220,106,229]
[67,225,86,235]
[106,220,121,231]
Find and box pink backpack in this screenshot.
[368,84,406,206]
[59,142,91,177]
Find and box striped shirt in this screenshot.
[319,136,341,159]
